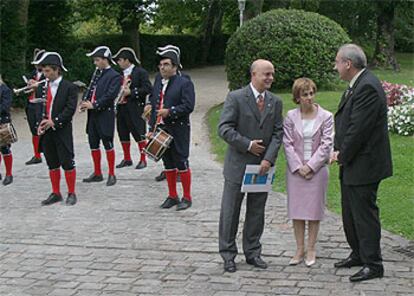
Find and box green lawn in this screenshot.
[207,53,414,239]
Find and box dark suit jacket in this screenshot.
[334,70,393,185]
[149,73,195,158]
[39,79,78,153]
[0,84,12,124]
[218,85,284,184]
[117,65,152,131]
[87,67,121,137]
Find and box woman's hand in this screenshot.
[298,165,312,177]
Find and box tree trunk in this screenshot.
[371,1,399,71]
[200,0,220,64]
[121,20,141,59]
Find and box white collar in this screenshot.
[250,83,265,100]
[349,68,365,88]
[123,64,135,76]
[49,76,62,86]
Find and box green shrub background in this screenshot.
[225,9,351,91]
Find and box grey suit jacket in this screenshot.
[218,85,284,184]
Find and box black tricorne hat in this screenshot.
[113,47,140,65]
[32,52,68,71]
[86,46,116,65]
[156,45,182,69]
[32,49,46,64]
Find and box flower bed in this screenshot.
[383,81,414,136]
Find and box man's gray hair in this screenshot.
[338,44,367,70]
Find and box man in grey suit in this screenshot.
[218,59,283,272]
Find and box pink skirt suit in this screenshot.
[283,105,334,221]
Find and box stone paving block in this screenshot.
[47,288,77,296]
[77,282,107,290]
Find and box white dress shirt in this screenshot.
[48,76,62,119]
[123,64,135,77]
[349,68,365,88]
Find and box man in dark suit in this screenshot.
[0,75,14,186]
[80,46,121,186]
[332,44,392,282]
[113,47,152,170]
[218,59,283,272]
[32,52,78,205]
[148,46,195,211]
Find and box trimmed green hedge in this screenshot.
[225,9,351,91]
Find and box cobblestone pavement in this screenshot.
[0,66,413,296]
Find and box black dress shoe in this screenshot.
[246,257,268,269]
[224,260,236,273]
[116,159,133,168]
[3,175,13,186]
[0,173,2,180]
[25,156,42,165]
[82,173,104,183]
[176,198,192,211]
[334,256,363,268]
[160,197,179,209]
[66,193,77,206]
[106,175,117,186]
[349,266,384,282]
[41,193,63,206]
[135,160,147,170]
[155,171,166,182]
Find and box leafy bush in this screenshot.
[225,9,351,91]
[384,81,414,136]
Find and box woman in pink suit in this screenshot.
[283,78,333,267]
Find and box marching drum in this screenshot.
[144,128,173,162]
[0,123,18,147]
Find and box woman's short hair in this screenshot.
[292,77,317,104]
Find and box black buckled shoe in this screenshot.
[155,171,166,182]
[3,175,13,186]
[116,159,133,168]
[25,156,42,165]
[82,173,104,183]
[349,266,384,282]
[106,175,117,186]
[246,257,268,269]
[224,260,236,273]
[176,198,192,211]
[135,160,147,170]
[160,197,179,209]
[41,193,63,206]
[334,256,363,268]
[66,193,77,206]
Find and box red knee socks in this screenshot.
[121,141,131,161]
[64,169,76,194]
[91,149,102,176]
[32,135,41,158]
[106,149,115,176]
[165,169,178,199]
[179,169,192,201]
[2,153,13,176]
[138,140,147,163]
[49,168,61,194]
